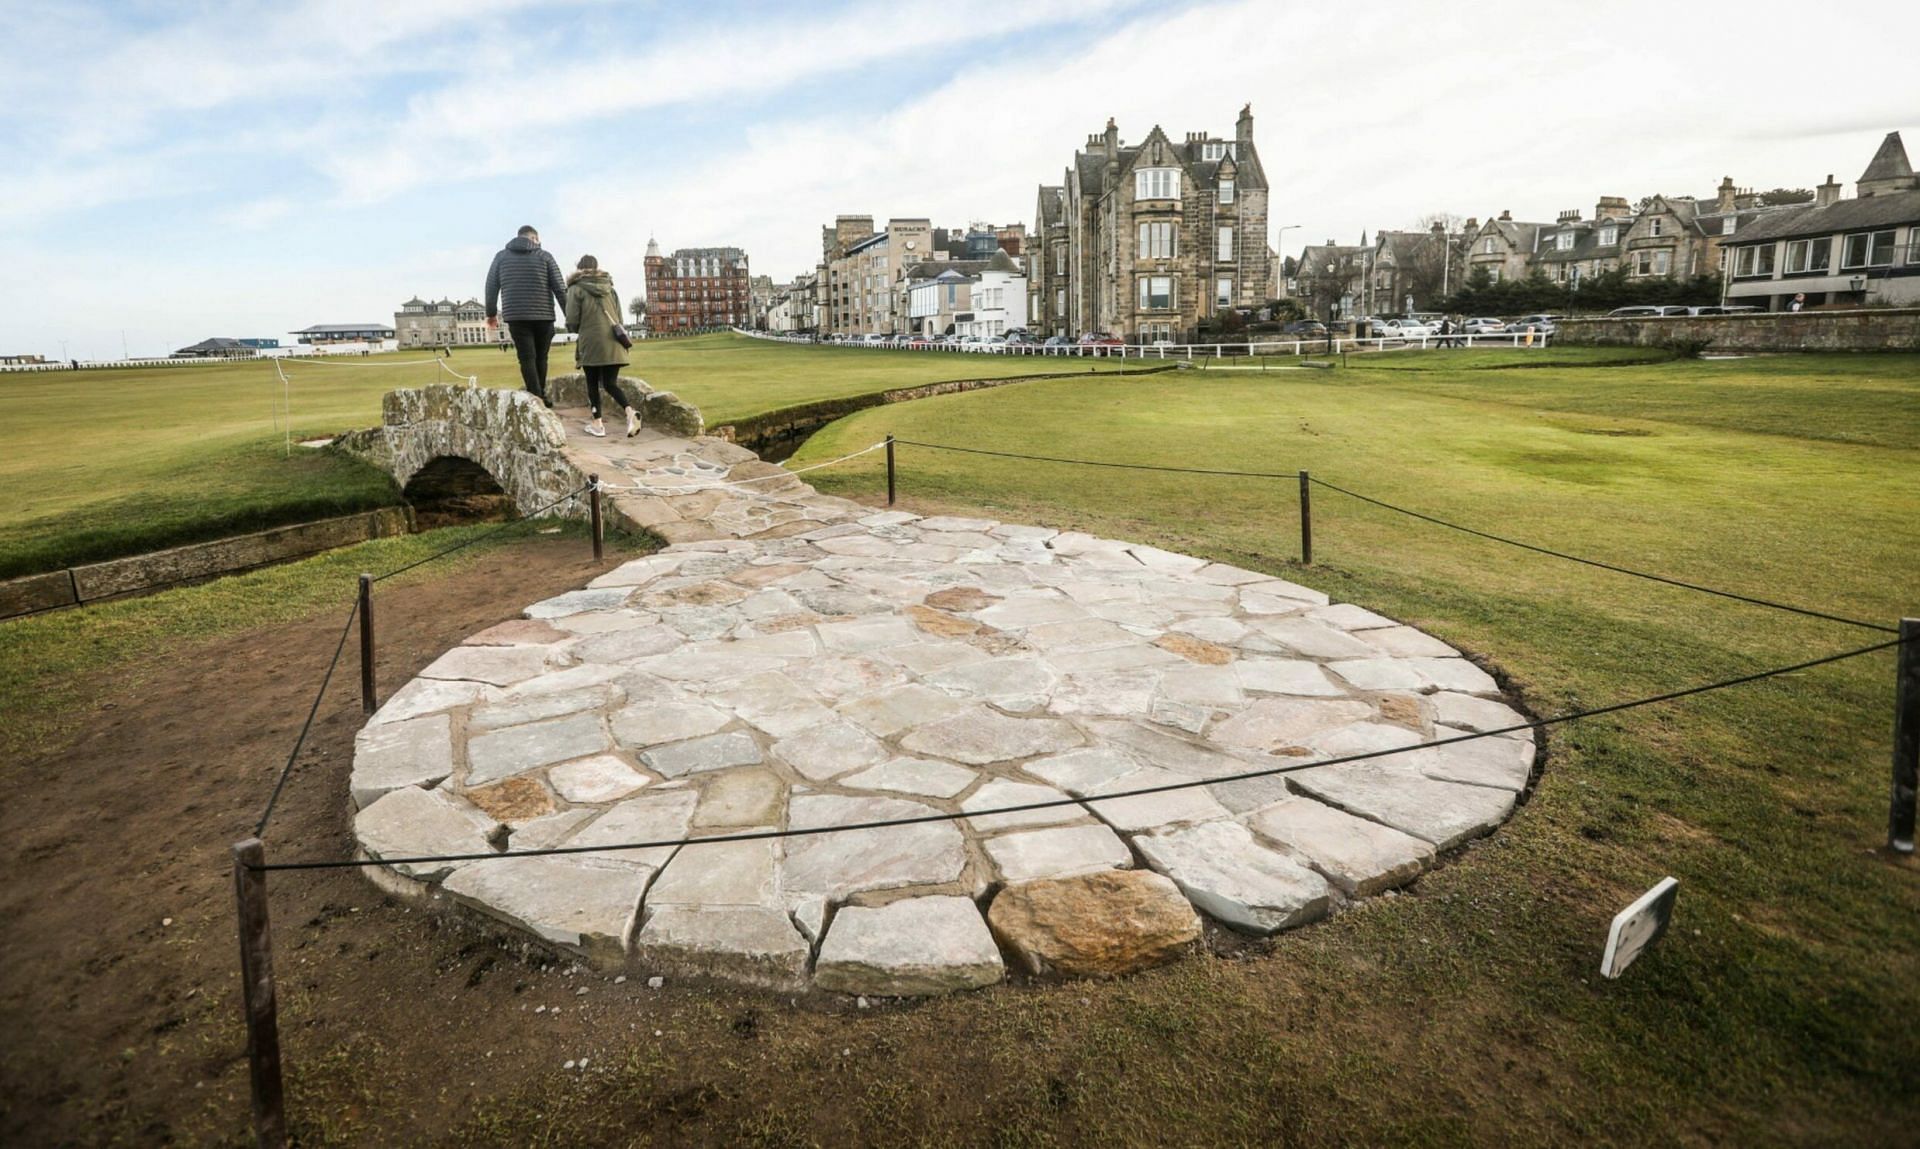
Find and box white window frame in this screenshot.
[1649,217,1664,237]
[1482,237,1496,254]
[1842,230,1896,269]
[1217,226,1234,263]
[1134,168,1180,200]
[1137,275,1175,311]
[1556,232,1574,251]
[1138,221,1174,260]
[1598,226,1618,246]
[1054,245,1066,275]
[1219,177,1234,205]
[1215,277,1233,308]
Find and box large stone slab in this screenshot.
[772,720,887,781]
[962,779,1083,832]
[841,756,978,799]
[1244,797,1434,896]
[814,896,1004,996]
[1135,820,1330,934]
[640,730,764,778]
[1207,698,1373,753]
[782,795,967,898]
[982,823,1133,882]
[350,713,454,809]
[355,786,500,881]
[561,789,699,870]
[988,870,1200,978]
[444,854,651,963]
[1083,768,1233,832]
[467,712,611,786]
[547,754,650,803]
[900,707,1084,765]
[611,699,732,748]
[633,907,811,991]
[646,835,781,909]
[419,644,561,688]
[1288,761,1518,849]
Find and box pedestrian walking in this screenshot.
[563,254,639,438]
[484,225,568,406]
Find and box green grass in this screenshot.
[0,336,1136,578]
[749,350,1920,1142]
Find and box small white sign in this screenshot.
[1601,877,1678,979]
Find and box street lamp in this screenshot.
[1274,223,1302,296]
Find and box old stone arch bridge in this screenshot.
[338,376,1537,997]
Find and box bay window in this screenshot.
[1134,168,1180,200]
[1138,276,1175,310]
[1137,221,1174,259]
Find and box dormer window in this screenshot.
[1200,141,1233,162]
[1556,232,1574,251]
[1721,217,1736,236]
[1135,168,1180,200]
[1219,177,1234,205]
[1598,225,1617,245]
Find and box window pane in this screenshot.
[1809,237,1830,271]
[1869,230,1895,266]
[1216,277,1232,307]
[1218,226,1233,262]
[1220,178,1234,204]
[1755,246,1774,274]
[1843,233,1867,268]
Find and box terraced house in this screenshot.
[1036,106,1271,343]
[1722,132,1920,311]
[643,240,752,332]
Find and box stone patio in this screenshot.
[349,410,1538,996]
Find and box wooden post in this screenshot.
[1298,471,1313,565]
[357,573,375,715]
[1891,617,1920,853]
[885,437,897,506]
[231,838,288,1149]
[588,474,604,562]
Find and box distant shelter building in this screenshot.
[291,323,396,346]
[643,240,752,332]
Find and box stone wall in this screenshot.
[546,373,705,438]
[0,508,411,617]
[1557,307,1920,352]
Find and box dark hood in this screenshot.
[505,236,538,254]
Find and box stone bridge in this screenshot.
[342,376,1539,997]
[333,377,857,543]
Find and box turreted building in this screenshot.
[1031,105,1271,343]
[643,239,752,332]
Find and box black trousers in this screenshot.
[584,364,633,419]
[505,320,555,403]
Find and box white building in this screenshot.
[904,252,1028,337]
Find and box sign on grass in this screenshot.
[1601,877,1678,979]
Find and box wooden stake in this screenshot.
[885,437,897,506]
[357,573,375,715]
[589,474,604,561]
[1298,471,1313,565]
[1891,617,1919,853]
[231,838,287,1149]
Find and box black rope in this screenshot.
[1305,476,1896,633]
[370,483,591,584]
[251,481,595,835]
[253,599,358,836]
[250,634,1906,872]
[894,438,1302,480]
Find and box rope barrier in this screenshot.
[250,480,594,835]
[250,633,1908,872]
[891,438,1893,634]
[601,441,888,495]
[896,438,1305,480]
[253,599,358,836]
[1304,475,1896,634]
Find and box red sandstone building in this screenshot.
[643,239,752,332]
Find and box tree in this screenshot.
[1757,187,1815,206]
[629,298,647,327]
[1296,250,1364,321]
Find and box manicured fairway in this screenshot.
[768,351,1920,1141]
[0,335,1133,577]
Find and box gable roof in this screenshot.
[1065,117,1268,203]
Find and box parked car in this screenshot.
[1603,306,1686,319]
[1279,320,1328,336]
[1042,335,1071,354]
[1462,317,1508,334]
[1077,332,1124,347]
[1689,305,1761,316]
[1376,319,1435,339]
[907,336,932,348]
[1507,314,1563,332]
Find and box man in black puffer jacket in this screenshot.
[485,225,568,405]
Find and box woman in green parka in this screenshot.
[564,254,639,437]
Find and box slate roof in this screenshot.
[902,259,992,282]
[291,323,395,334]
[1037,186,1064,227]
[1860,131,1913,184]
[174,337,251,355]
[1727,189,1920,244]
[1065,121,1267,204]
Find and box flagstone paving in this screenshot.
[350,413,1539,996]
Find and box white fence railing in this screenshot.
[1,343,416,373]
[732,328,1553,359]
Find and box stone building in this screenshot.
[1294,240,1368,321]
[395,296,509,348]
[1365,225,1475,314]
[1035,105,1271,343]
[643,239,752,332]
[1724,131,1920,311]
[818,216,935,336]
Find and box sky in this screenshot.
[2,0,1914,360]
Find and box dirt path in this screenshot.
[0,536,637,1145]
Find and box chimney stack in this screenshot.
[1594,196,1630,220]
[1237,103,1254,143]
[1716,176,1736,213]
[1816,174,1842,207]
[1557,209,1581,223]
[1498,209,1512,221]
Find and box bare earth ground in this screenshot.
[0,537,618,1145]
